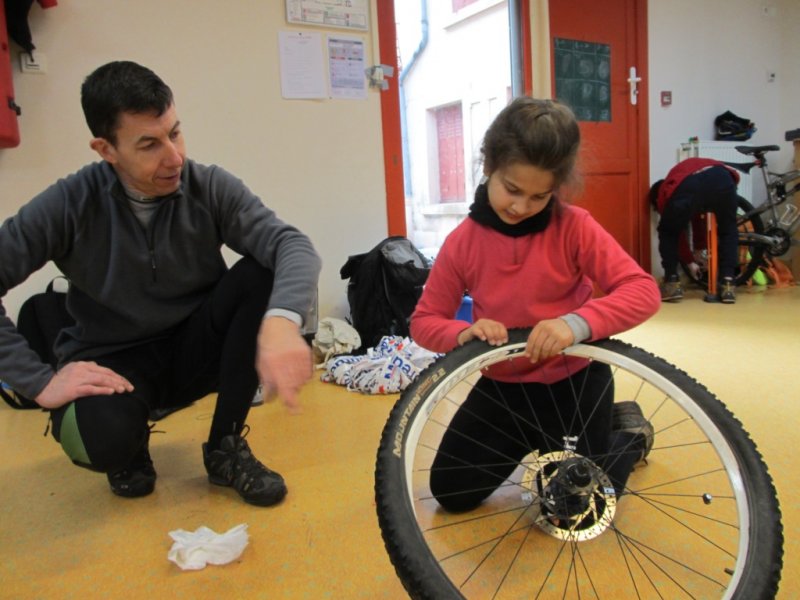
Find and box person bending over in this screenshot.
[650,157,742,303]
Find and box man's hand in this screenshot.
[525,318,575,363]
[35,361,134,410]
[256,316,313,414]
[457,318,508,347]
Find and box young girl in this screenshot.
[410,97,661,514]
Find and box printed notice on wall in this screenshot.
[328,36,366,99]
[278,31,327,99]
[286,0,369,31]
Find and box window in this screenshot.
[433,104,466,203]
[396,0,511,249]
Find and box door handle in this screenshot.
[627,66,642,105]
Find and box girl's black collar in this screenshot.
[468,182,553,237]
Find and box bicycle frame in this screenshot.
[729,145,800,255]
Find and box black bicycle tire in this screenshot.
[375,331,783,599]
[681,196,765,287]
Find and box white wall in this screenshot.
[648,0,794,174]
[647,0,799,273]
[779,0,800,137]
[0,0,388,322]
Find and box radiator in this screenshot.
[678,140,754,202]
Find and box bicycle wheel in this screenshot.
[375,331,783,599]
[681,196,765,287]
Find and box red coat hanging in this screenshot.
[1,0,21,148]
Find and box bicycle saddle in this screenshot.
[735,144,780,156]
[722,160,757,173]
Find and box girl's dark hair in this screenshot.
[81,61,174,145]
[480,97,581,188]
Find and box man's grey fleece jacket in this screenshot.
[0,159,322,400]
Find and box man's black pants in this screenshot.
[50,257,272,473]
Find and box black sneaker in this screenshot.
[659,275,683,302]
[718,277,736,304]
[612,402,655,462]
[107,443,157,498]
[251,384,264,406]
[202,426,287,506]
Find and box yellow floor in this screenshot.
[1,284,798,599]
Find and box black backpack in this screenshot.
[340,237,431,353]
[1,277,74,410]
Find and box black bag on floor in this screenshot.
[340,237,431,353]
[1,277,74,410]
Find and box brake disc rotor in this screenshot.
[521,451,617,541]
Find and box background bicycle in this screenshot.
[681,130,800,288]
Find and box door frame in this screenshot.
[376,0,406,237]
[632,1,651,269]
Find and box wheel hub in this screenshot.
[521,451,616,541]
[766,226,791,256]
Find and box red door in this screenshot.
[549,0,650,267]
[0,0,21,148]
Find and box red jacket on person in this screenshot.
[411,204,660,384]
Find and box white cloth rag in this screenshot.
[312,317,362,367]
[321,335,441,394]
[167,524,249,570]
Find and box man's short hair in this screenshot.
[81,61,174,145]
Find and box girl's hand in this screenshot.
[525,318,575,363]
[457,318,508,347]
